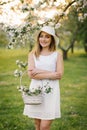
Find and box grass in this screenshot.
[0,48,87,130]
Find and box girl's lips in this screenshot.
[40,42,47,44]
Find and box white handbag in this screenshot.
[22,92,43,105]
[20,71,43,105]
[19,71,52,105]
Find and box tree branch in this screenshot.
[67,29,78,51]
[58,43,66,51]
[55,0,76,24]
[0,0,12,5]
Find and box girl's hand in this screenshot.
[50,72,62,80]
[30,68,39,76]
[55,72,62,79]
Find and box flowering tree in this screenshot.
[0,0,87,59]
[56,0,87,58]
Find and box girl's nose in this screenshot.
[42,37,46,41]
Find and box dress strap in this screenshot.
[53,51,58,61]
[33,54,38,65]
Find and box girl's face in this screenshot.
[39,31,52,48]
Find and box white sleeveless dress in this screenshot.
[23,51,61,120]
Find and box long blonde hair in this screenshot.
[32,32,56,57]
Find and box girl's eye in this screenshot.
[39,35,43,38]
[46,35,50,38]
[39,35,50,38]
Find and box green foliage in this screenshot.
[1,0,86,53]
[0,48,87,130]
[0,30,9,47]
[20,0,24,4]
[78,18,87,42]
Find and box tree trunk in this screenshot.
[84,43,87,53]
[71,44,74,53]
[58,44,68,59]
[63,50,68,60]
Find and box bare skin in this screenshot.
[28,32,64,130]
[34,119,53,130]
[28,51,63,80]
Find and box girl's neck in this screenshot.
[41,48,49,52]
[41,48,53,55]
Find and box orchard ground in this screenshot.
[0,48,87,130]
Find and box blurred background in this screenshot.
[0,0,87,130]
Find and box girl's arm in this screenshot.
[28,53,54,79]
[28,52,64,80]
[56,52,64,79]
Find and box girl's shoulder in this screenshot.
[56,51,63,60]
[28,51,35,59]
[56,50,63,56]
[28,51,34,56]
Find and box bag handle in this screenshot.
[20,70,28,88]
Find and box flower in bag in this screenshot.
[18,82,52,96]
[17,71,52,97]
[29,85,42,96]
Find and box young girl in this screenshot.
[23,26,64,130]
